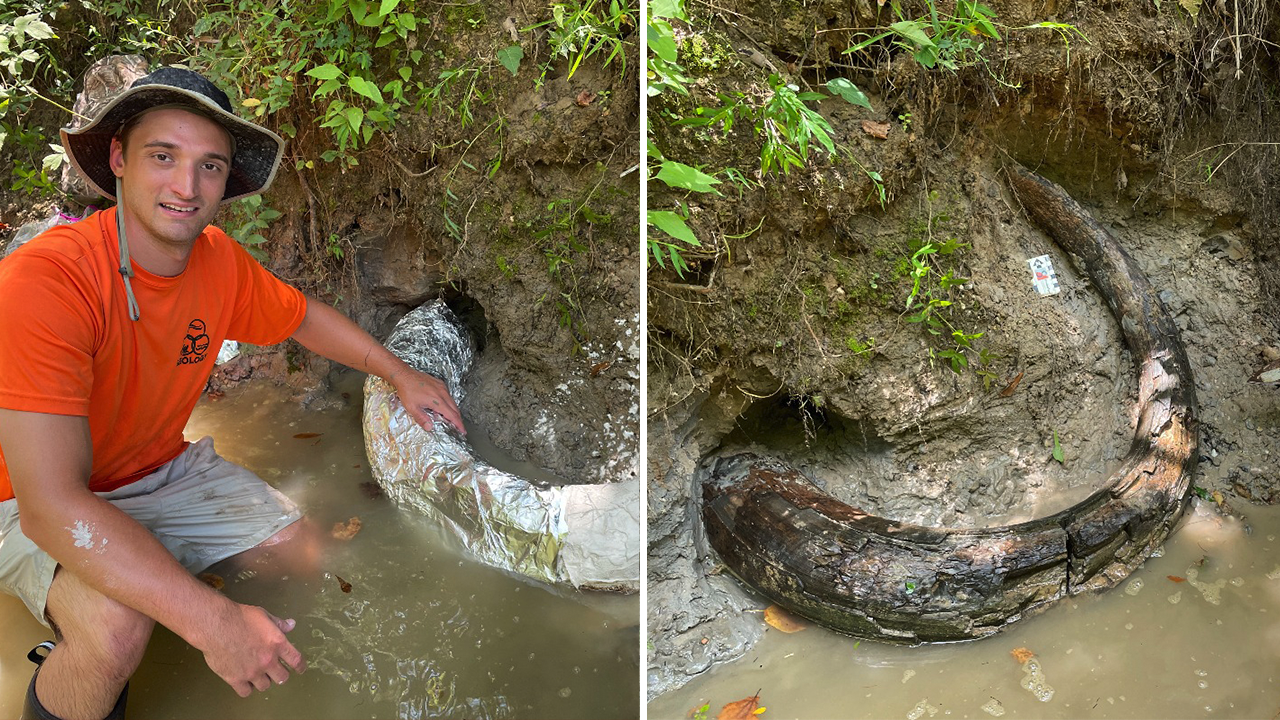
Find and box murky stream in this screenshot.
[0,372,639,719]
[650,499,1280,719]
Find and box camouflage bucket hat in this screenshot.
[60,66,284,204]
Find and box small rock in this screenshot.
[1247,419,1257,431]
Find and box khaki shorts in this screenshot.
[0,436,301,626]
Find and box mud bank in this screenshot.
[647,0,1280,698]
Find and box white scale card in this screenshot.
[1028,254,1060,296]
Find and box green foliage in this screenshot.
[497,45,524,76]
[899,193,993,375]
[845,0,1002,72]
[191,0,436,169]
[646,0,886,276]
[525,0,636,83]
[224,195,282,262]
[844,1,1085,84]
[845,336,875,355]
[1052,429,1064,464]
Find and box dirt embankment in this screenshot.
[0,1,641,488]
[647,0,1280,698]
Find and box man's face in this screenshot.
[108,107,232,253]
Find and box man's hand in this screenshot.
[289,300,465,435]
[392,366,466,435]
[199,601,307,696]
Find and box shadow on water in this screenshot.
[0,372,638,719]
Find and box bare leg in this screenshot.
[210,517,328,582]
[37,567,154,719]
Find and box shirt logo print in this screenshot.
[177,319,211,366]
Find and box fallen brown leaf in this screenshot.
[718,693,764,720]
[1010,647,1035,664]
[198,573,225,590]
[331,516,363,540]
[293,432,322,439]
[335,574,352,593]
[576,90,597,107]
[861,120,890,139]
[763,605,807,633]
[1168,575,1186,583]
[999,371,1025,397]
[590,361,612,377]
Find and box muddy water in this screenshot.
[0,372,638,719]
[650,499,1280,719]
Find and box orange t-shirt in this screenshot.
[0,207,308,502]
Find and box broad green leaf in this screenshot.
[648,21,678,62]
[890,20,935,49]
[349,76,384,103]
[497,45,524,76]
[307,63,343,80]
[655,161,721,194]
[345,106,364,134]
[379,0,401,15]
[18,15,55,41]
[647,210,700,246]
[376,29,397,47]
[825,78,872,110]
[315,78,342,97]
[1052,430,1064,463]
[649,0,687,21]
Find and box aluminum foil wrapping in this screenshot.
[362,300,639,591]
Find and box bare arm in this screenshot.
[290,297,465,434]
[0,409,305,696]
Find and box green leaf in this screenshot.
[825,78,872,110]
[379,0,401,15]
[648,21,678,62]
[648,210,700,246]
[1052,430,1064,464]
[349,76,384,103]
[19,15,55,41]
[655,161,721,194]
[649,0,685,20]
[376,29,397,47]
[344,106,365,134]
[315,78,342,97]
[891,20,935,49]
[307,63,343,81]
[497,45,524,76]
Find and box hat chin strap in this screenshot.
[115,178,141,322]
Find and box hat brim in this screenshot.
[61,85,284,204]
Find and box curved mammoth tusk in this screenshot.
[701,165,1199,643]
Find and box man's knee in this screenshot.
[46,569,155,677]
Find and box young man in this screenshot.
[0,67,464,720]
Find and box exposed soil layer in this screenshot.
[647,0,1280,699]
